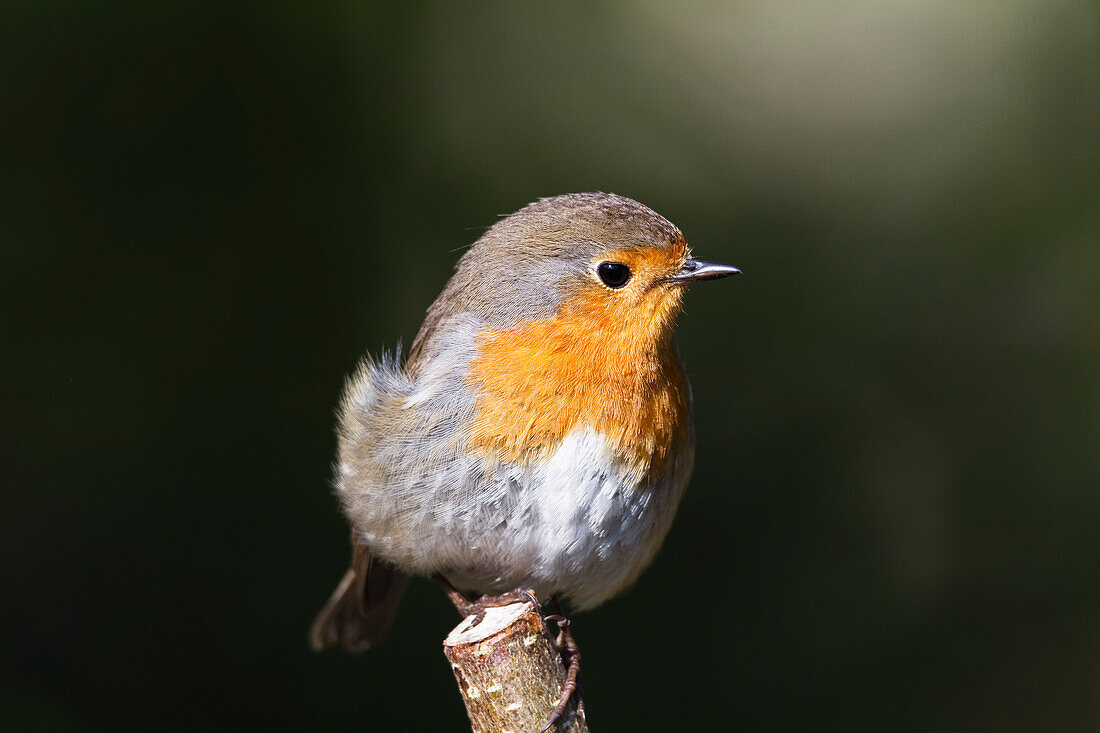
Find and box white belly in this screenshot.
[337,320,695,610]
[442,426,694,610]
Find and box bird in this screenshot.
[310,193,739,657]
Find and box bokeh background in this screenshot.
[4,2,1099,730]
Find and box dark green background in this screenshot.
[4,2,1099,731]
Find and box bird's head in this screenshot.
[445,192,739,347]
[432,193,739,468]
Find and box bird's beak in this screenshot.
[666,258,742,285]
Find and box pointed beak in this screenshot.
[667,258,742,285]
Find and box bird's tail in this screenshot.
[309,546,408,653]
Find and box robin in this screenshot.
[310,193,739,719]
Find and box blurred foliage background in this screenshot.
[3,2,1099,731]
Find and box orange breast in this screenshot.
[465,285,690,475]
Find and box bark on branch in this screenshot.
[443,599,588,732]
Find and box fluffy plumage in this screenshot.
[311,193,712,651]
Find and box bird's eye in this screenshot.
[597,261,632,288]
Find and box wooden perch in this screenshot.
[443,599,588,733]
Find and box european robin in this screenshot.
[311,193,739,654]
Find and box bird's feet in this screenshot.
[432,574,539,621]
[541,607,583,732]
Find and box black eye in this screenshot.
[597,261,631,288]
